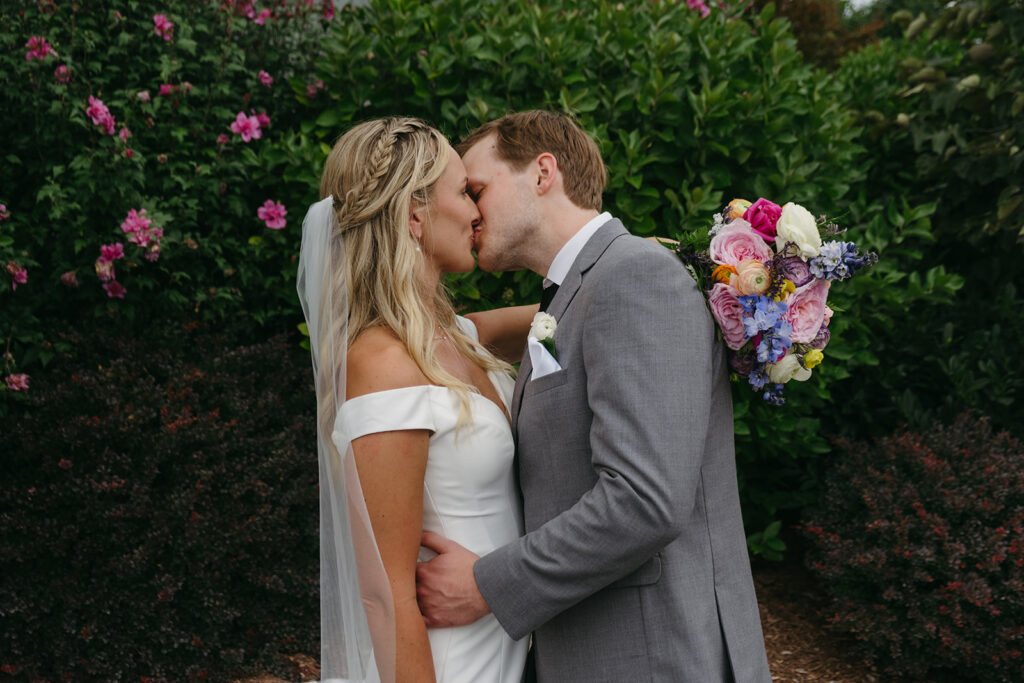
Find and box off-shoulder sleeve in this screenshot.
[333,386,437,444]
[455,314,479,342]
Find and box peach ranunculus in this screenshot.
[707,283,749,350]
[708,220,774,267]
[783,278,830,344]
[732,259,771,295]
[725,198,752,220]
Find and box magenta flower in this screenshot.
[94,259,115,282]
[25,36,57,61]
[6,262,28,291]
[118,126,131,142]
[61,271,79,288]
[254,110,271,129]
[258,70,273,86]
[121,208,152,235]
[0,204,9,221]
[254,8,272,25]
[138,90,151,102]
[153,14,175,42]
[323,2,335,20]
[743,198,783,242]
[230,112,262,142]
[85,95,116,135]
[257,200,287,229]
[5,374,30,392]
[216,133,229,145]
[99,243,125,263]
[305,83,318,97]
[686,0,711,18]
[158,84,174,96]
[103,281,127,299]
[54,64,70,83]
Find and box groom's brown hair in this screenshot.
[457,110,606,211]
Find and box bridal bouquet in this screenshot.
[676,198,876,404]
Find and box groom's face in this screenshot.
[462,135,540,273]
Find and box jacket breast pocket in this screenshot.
[525,368,568,396]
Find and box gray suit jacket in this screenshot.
[474,220,771,682]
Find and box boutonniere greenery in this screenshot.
[529,311,558,356]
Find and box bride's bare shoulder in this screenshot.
[346,326,428,399]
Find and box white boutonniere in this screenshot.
[529,312,557,356]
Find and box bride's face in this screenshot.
[417,146,480,275]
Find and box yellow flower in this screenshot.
[774,279,795,301]
[725,198,752,220]
[803,349,824,369]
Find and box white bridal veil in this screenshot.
[296,196,395,683]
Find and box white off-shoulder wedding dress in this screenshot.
[333,317,528,683]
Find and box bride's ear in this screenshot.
[408,203,425,241]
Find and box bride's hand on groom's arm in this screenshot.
[416,531,491,628]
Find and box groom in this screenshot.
[417,110,770,682]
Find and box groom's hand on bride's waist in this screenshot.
[416,531,491,628]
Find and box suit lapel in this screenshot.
[511,219,630,441]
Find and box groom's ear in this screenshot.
[534,153,558,196]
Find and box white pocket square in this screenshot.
[528,337,562,379]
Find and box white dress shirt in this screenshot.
[543,212,613,287]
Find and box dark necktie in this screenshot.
[539,283,559,312]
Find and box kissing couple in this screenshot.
[297,110,771,682]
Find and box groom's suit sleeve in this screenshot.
[473,240,716,640]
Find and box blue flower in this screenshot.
[740,295,790,338]
[809,241,877,281]
[762,383,786,405]
[748,366,770,390]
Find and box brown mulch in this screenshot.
[238,554,882,683]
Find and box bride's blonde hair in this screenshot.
[318,117,509,430]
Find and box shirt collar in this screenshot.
[544,212,612,287]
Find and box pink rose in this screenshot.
[5,374,30,391]
[708,220,774,267]
[733,259,771,296]
[743,198,782,242]
[707,283,749,350]
[258,70,273,86]
[257,200,287,229]
[783,278,831,344]
[822,305,834,327]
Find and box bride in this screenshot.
[297,117,534,682]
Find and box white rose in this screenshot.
[767,354,813,384]
[529,312,557,342]
[775,202,822,259]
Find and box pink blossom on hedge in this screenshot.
[145,244,162,262]
[121,208,152,235]
[158,84,174,96]
[216,133,229,145]
[118,126,131,141]
[153,14,174,42]
[0,204,9,221]
[61,271,79,288]
[322,2,335,20]
[230,112,262,142]
[7,262,28,291]
[99,243,125,263]
[94,259,115,282]
[5,374,30,391]
[54,64,70,83]
[181,81,193,93]
[125,149,134,158]
[253,110,271,129]
[258,70,273,86]
[686,0,711,18]
[254,8,272,24]
[257,200,287,229]
[138,90,151,102]
[25,36,57,61]
[103,281,127,299]
[85,95,116,135]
